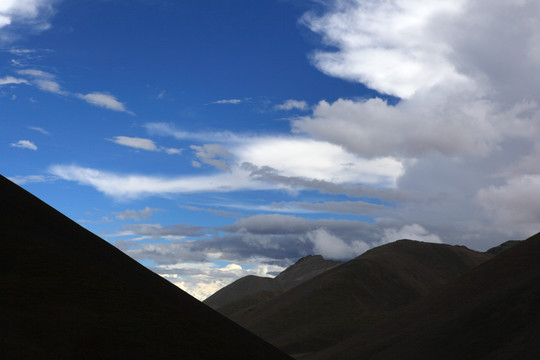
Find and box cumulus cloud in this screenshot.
[302,0,469,99]
[0,0,59,43]
[304,228,369,260]
[77,92,134,114]
[292,0,540,244]
[10,139,37,150]
[275,99,308,111]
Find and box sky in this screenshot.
[2,0,540,300]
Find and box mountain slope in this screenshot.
[204,255,341,311]
[229,240,491,357]
[0,175,292,360]
[314,232,540,360]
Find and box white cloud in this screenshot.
[304,228,369,260]
[275,99,308,111]
[236,137,404,186]
[0,0,58,42]
[302,0,469,99]
[10,139,37,150]
[110,136,159,151]
[381,224,442,245]
[156,261,285,300]
[212,99,243,105]
[109,136,182,155]
[48,164,273,199]
[0,75,29,85]
[15,68,66,94]
[77,92,133,114]
[28,126,49,135]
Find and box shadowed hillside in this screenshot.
[0,175,292,360]
[228,240,491,358]
[313,232,540,360]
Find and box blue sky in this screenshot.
[3,0,540,299]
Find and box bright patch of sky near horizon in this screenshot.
[2,0,540,300]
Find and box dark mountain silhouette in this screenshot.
[0,175,292,360]
[204,255,341,311]
[313,232,540,359]
[225,240,491,358]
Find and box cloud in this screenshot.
[304,228,369,260]
[114,207,162,221]
[302,0,469,99]
[10,140,37,151]
[16,68,66,94]
[154,261,286,300]
[0,76,29,85]
[190,144,233,171]
[275,99,308,111]
[48,164,271,199]
[237,138,404,187]
[380,224,442,245]
[8,174,52,184]
[109,136,182,154]
[28,126,49,135]
[77,92,134,114]
[122,223,205,240]
[212,99,243,105]
[477,175,540,237]
[110,136,159,151]
[0,0,59,43]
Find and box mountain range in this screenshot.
[206,234,538,359]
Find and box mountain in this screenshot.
[204,255,341,311]
[314,232,540,359]
[226,240,492,358]
[0,175,292,360]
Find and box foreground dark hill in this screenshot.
[314,232,540,360]
[228,240,491,358]
[204,255,341,311]
[0,175,292,360]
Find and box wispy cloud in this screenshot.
[114,207,163,221]
[212,98,243,105]
[275,99,308,111]
[0,75,29,85]
[77,92,134,114]
[16,68,66,95]
[10,140,37,151]
[28,126,49,135]
[109,135,181,154]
